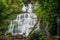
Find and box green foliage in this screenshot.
[35,0,57,21]
[0,0,8,10]
[26,31,44,40]
[0,0,24,20]
[34,0,58,35]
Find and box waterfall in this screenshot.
[6,4,37,37]
[57,18,60,37]
[44,23,50,37]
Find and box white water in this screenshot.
[7,4,37,37]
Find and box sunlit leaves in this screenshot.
[6,0,11,6]
[11,4,18,10]
[0,0,24,19]
[0,0,8,11]
[2,9,13,17]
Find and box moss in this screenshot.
[6,33,13,38]
[15,34,24,38]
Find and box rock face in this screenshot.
[7,13,37,37]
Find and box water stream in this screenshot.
[6,4,37,37]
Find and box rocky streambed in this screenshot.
[0,35,26,40]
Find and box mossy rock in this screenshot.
[0,32,3,35]
[6,33,13,38]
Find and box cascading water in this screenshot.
[6,4,37,37]
[44,23,50,36]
